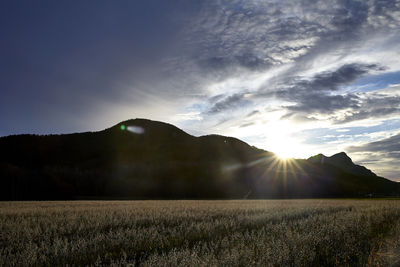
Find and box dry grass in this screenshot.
[1,200,400,266]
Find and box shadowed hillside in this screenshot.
[0,119,399,200]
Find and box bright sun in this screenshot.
[263,121,304,159]
[234,118,307,160]
[272,141,298,159]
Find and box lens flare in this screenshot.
[127,126,145,134]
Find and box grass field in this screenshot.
[1,200,400,266]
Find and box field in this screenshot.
[1,200,400,266]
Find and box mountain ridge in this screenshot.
[307,152,377,177]
[0,118,398,200]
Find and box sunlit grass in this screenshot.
[1,200,400,266]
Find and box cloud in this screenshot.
[346,133,400,180]
[269,63,381,115]
[247,64,400,126]
[2,0,400,182]
[246,110,260,117]
[3,0,400,136]
[302,64,383,92]
[182,0,399,78]
[239,122,255,128]
[337,88,400,123]
[185,1,326,75]
[207,93,251,114]
[347,133,400,153]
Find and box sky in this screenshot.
[1,0,400,181]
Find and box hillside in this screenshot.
[0,119,398,200]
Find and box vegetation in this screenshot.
[1,200,400,266]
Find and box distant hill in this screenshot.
[0,118,399,200]
[308,152,376,177]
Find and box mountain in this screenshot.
[0,119,398,200]
[308,152,376,177]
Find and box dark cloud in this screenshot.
[286,94,359,113]
[239,122,255,128]
[246,110,260,117]
[370,0,400,28]
[270,63,380,115]
[185,1,329,76]
[347,133,400,153]
[207,93,251,114]
[339,108,400,123]
[204,61,398,126]
[185,0,399,79]
[198,62,386,123]
[346,133,400,180]
[338,95,400,123]
[303,64,382,92]
[252,62,400,125]
[330,0,369,37]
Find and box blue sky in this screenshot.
[1,0,400,180]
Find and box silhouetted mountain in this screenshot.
[308,152,376,177]
[0,119,399,200]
